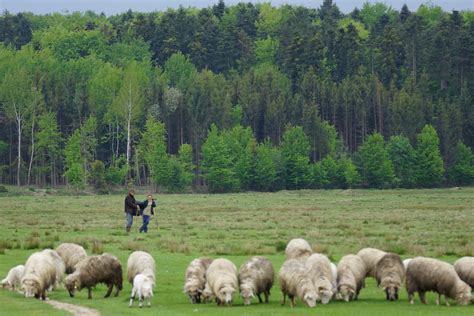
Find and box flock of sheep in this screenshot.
[184,238,474,307]
[1,238,473,309]
[1,243,155,307]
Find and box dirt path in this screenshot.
[45,299,101,316]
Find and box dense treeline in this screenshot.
[0,1,473,192]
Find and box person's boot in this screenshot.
[126,227,130,233]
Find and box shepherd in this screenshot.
[139,194,156,233]
[124,189,140,233]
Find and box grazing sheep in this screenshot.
[357,247,387,278]
[403,258,412,271]
[21,250,60,300]
[65,253,123,299]
[42,249,66,290]
[406,257,472,306]
[285,238,312,261]
[204,258,238,306]
[1,265,25,291]
[56,243,87,274]
[127,251,156,285]
[129,274,153,308]
[337,254,366,302]
[374,253,405,301]
[279,259,317,308]
[184,257,213,304]
[454,257,474,288]
[239,256,274,305]
[305,254,334,304]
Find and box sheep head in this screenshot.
[217,285,235,306]
[383,285,399,301]
[65,275,81,297]
[184,283,203,304]
[303,290,317,308]
[338,285,355,302]
[22,279,39,298]
[456,283,472,306]
[240,283,255,305]
[318,287,333,304]
[1,279,11,290]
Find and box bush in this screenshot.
[0,185,7,193]
[90,160,109,194]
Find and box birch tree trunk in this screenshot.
[126,83,132,183]
[27,112,35,185]
[13,102,22,186]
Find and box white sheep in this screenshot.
[337,254,366,302]
[129,274,153,308]
[204,258,238,306]
[406,257,472,306]
[21,250,60,300]
[330,262,339,298]
[42,249,66,290]
[454,257,474,288]
[1,265,25,291]
[403,258,412,271]
[285,238,312,261]
[374,253,405,301]
[279,259,317,308]
[305,254,334,304]
[55,243,87,274]
[357,247,387,278]
[127,251,156,285]
[184,257,213,304]
[238,256,274,305]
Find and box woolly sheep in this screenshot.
[129,274,153,308]
[454,257,474,288]
[285,238,312,261]
[305,254,334,304]
[403,258,412,271]
[357,247,387,278]
[337,254,366,302]
[42,249,66,290]
[1,265,25,291]
[406,257,471,306]
[55,243,87,274]
[279,259,317,308]
[330,262,339,298]
[21,250,61,300]
[204,258,238,306]
[374,253,405,301]
[184,257,213,304]
[238,256,274,305]
[65,253,123,299]
[127,251,156,285]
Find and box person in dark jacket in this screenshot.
[124,189,140,232]
[139,194,156,233]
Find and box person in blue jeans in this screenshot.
[139,194,156,233]
[124,189,140,233]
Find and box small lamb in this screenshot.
[1,265,25,291]
[129,274,153,308]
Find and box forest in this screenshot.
[0,0,473,192]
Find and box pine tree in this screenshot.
[387,135,417,188]
[414,125,444,187]
[281,125,311,189]
[448,142,474,185]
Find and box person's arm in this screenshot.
[125,196,138,209]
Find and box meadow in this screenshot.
[0,187,473,315]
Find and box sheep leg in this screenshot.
[281,292,286,306]
[419,292,427,304]
[88,287,92,299]
[114,284,120,297]
[408,292,414,304]
[444,295,450,307]
[257,293,263,303]
[264,291,269,303]
[147,296,151,307]
[41,290,46,301]
[139,294,143,308]
[104,284,113,298]
[129,288,136,307]
[436,294,440,306]
[290,295,296,308]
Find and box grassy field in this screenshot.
[0,187,473,315]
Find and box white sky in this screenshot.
[1,0,473,15]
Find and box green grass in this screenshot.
[0,188,473,315]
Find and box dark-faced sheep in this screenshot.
[305,254,334,304]
[285,238,312,261]
[279,259,317,308]
[337,254,366,302]
[406,257,472,306]
[357,247,386,278]
[184,257,213,304]
[239,256,274,305]
[204,258,238,306]
[56,243,87,274]
[1,265,24,291]
[454,257,474,288]
[65,253,123,299]
[21,250,61,300]
[127,251,156,285]
[375,253,405,301]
